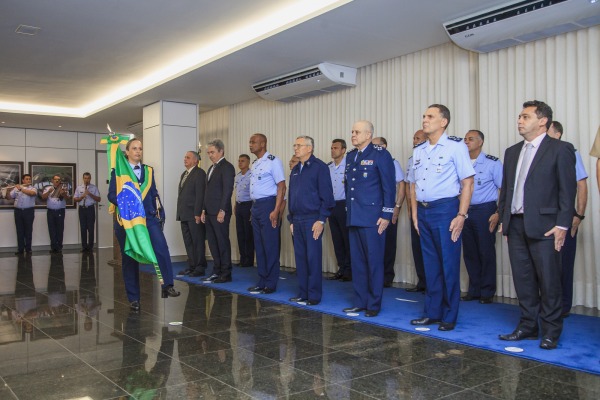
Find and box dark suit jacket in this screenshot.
[204,159,235,216]
[498,135,576,239]
[176,166,206,222]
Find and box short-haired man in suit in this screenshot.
[177,151,207,278]
[201,139,236,283]
[498,100,576,350]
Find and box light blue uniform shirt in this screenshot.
[471,152,502,205]
[43,185,67,210]
[10,185,37,209]
[250,151,285,200]
[409,132,475,202]
[393,159,405,183]
[405,156,414,183]
[235,170,252,202]
[328,156,346,201]
[575,150,588,181]
[74,183,100,206]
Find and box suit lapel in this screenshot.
[526,135,551,179]
[506,142,523,187]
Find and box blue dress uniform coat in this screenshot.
[288,154,335,303]
[108,164,175,302]
[463,152,502,299]
[345,143,396,312]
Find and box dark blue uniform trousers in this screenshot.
[409,217,426,289]
[235,201,254,267]
[78,206,96,250]
[47,208,65,251]
[292,216,323,302]
[462,201,497,298]
[329,200,351,276]
[417,197,461,324]
[14,207,34,252]
[383,219,398,284]
[561,228,577,314]
[349,226,385,311]
[115,215,175,302]
[251,197,280,290]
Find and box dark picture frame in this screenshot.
[28,162,77,209]
[0,161,24,208]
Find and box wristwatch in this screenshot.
[457,212,468,219]
[574,212,585,220]
[395,204,401,208]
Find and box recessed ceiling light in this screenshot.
[58,125,62,128]
[15,24,41,36]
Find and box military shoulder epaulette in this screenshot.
[485,154,499,161]
[327,161,333,165]
[414,141,426,148]
[373,144,384,151]
[448,136,462,142]
[408,155,413,160]
[252,159,257,164]
[267,155,275,160]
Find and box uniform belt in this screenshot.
[252,196,276,204]
[335,200,346,204]
[417,196,457,208]
[79,205,94,208]
[511,213,524,218]
[468,201,497,210]
[236,200,253,205]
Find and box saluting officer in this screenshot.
[461,130,502,304]
[11,174,37,255]
[247,133,286,294]
[342,120,396,317]
[288,136,335,306]
[409,104,475,331]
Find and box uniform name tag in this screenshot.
[361,160,374,165]
[436,166,443,173]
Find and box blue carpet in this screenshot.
[141,262,600,375]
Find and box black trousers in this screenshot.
[383,219,398,284]
[235,201,254,267]
[507,215,563,340]
[180,220,207,272]
[14,207,34,252]
[328,200,351,276]
[205,214,232,279]
[78,206,96,250]
[47,208,65,251]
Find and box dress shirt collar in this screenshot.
[524,132,547,148]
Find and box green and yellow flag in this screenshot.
[101,133,163,283]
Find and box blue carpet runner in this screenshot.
[140,262,600,375]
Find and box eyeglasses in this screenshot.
[292,144,310,148]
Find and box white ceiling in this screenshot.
[0,0,502,133]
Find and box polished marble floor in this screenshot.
[0,248,599,400]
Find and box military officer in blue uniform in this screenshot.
[409,104,475,331]
[547,121,588,317]
[371,137,406,287]
[288,136,335,305]
[73,172,102,252]
[342,120,396,317]
[248,133,286,294]
[11,174,37,255]
[461,130,502,304]
[235,154,254,268]
[327,139,352,281]
[108,138,180,312]
[42,174,72,253]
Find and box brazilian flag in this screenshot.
[101,134,163,283]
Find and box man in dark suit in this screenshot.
[497,100,576,350]
[176,151,207,277]
[201,139,236,283]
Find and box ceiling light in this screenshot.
[15,24,41,36]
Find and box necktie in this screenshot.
[355,150,362,162]
[512,143,533,214]
[83,185,87,207]
[180,170,189,188]
[208,164,216,181]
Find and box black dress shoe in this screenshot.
[177,268,194,276]
[479,297,493,304]
[343,307,366,313]
[439,322,456,331]
[213,277,232,283]
[540,337,558,350]
[261,287,276,294]
[162,286,181,298]
[405,286,425,292]
[14,251,24,255]
[340,275,352,282]
[188,269,206,277]
[561,312,570,318]
[130,301,140,312]
[306,300,320,306]
[365,310,379,317]
[289,297,307,302]
[202,274,219,282]
[327,271,344,280]
[410,317,441,325]
[498,329,538,341]
[461,295,480,301]
[248,286,263,292]
[383,281,392,288]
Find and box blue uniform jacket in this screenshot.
[344,143,396,227]
[287,154,335,223]
[108,165,165,221]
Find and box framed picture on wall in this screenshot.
[28,162,77,209]
[0,161,24,208]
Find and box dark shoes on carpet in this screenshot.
[410,317,441,325]
[342,307,366,313]
[365,310,379,317]
[405,286,425,293]
[498,329,538,341]
[540,337,558,350]
[439,322,455,331]
[247,286,275,294]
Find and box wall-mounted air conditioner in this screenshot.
[444,0,600,53]
[252,62,357,102]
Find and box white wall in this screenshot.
[0,127,104,250]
